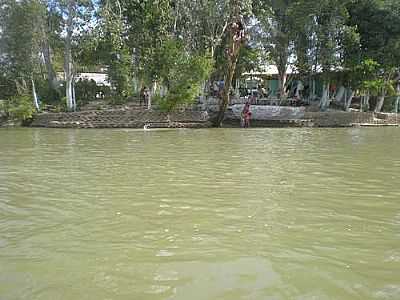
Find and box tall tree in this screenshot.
[49,0,94,111]
[0,0,46,109]
[213,0,251,126]
[254,0,296,99]
[291,0,352,110]
[347,0,400,112]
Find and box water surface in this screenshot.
[0,128,399,299]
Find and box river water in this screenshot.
[0,128,399,300]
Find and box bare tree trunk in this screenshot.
[214,54,239,126]
[64,0,75,111]
[311,78,316,100]
[15,79,28,95]
[213,1,244,127]
[364,93,370,112]
[344,89,355,112]
[395,84,400,113]
[32,78,40,111]
[375,88,386,113]
[319,83,330,111]
[72,78,77,111]
[148,81,157,110]
[41,24,59,90]
[278,70,287,99]
[335,86,345,103]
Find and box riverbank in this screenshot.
[28,109,211,129]
[25,107,400,129]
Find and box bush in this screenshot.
[75,79,98,107]
[107,96,128,106]
[35,79,63,104]
[107,48,134,98]
[0,75,18,100]
[4,94,36,121]
[155,40,213,112]
[54,98,68,112]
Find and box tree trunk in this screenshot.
[374,89,385,113]
[344,89,354,111]
[32,78,40,111]
[72,79,77,111]
[278,71,287,99]
[15,79,28,95]
[148,81,157,110]
[214,56,238,126]
[64,0,75,111]
[394,84,400,113]
[363,93,370,112]
[319,83,330,111]
[311,79,316,100]
[41,24,59,90]
[213,2,244,127]
[335,86,345,103]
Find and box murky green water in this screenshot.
[0,128,399,300]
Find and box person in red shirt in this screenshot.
[241,102,252,128]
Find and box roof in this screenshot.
[243,65,297,76]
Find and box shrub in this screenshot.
[155,40,213,112]
[36,79,63,104]
[75,79,98,107]
[5,94,36,121]
[107,96,128,106]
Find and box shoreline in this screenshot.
[2,108,399,129]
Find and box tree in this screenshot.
[170,0,230,57]
[47,0,94,111]
[253,0,296,99]
[154,39,213,111]
[0,0,46,110]
[289,0,353,110]
[122,0,173,105]
[213,0,251,127]
[347,0,400,112]
[95,0,133,100]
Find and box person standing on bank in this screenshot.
[143,87,150,108]
[140,86,147,107]
[241,102,252,128]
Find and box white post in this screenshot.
[395,84,400,113]
[72,79,76,111]
[32,79,40,111]
[148,81,157,110]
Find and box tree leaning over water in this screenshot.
[213,0,252,127]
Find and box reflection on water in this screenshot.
[0,128,399,300]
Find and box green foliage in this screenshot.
[155,40,213,111]
[0,75,18,100]
[121,0,174,83]
[3,94,36,121]
[34,79,63,104]
[351,59,396,99]
[0,101,7,115]
[75,79,99,106]
[346,0,400,97]
[56,97,68,112]
[347,0,400,68]
[107,48,133,98]
[352,59,380,89]
[107,96,128,106]
[235,45,263,79]
[0,0,45,79]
